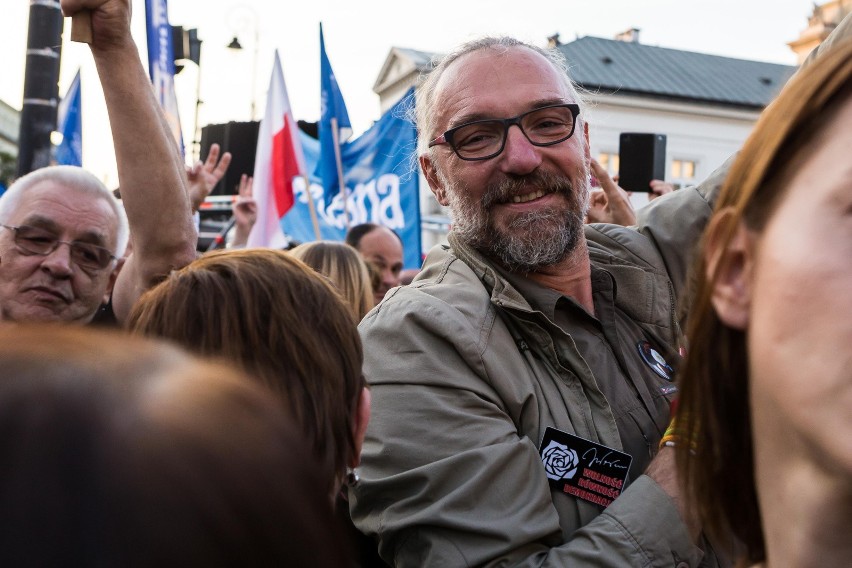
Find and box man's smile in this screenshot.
[509,189,548,203]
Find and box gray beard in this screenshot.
[446,169,588,273]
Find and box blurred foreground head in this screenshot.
[675,40,852,564]
[129,248,367,495]
[0,325,347,566]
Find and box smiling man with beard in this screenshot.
[350,37,726,567]
[443,167,588,273]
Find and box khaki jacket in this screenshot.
[352,183,724,567]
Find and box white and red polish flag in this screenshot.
[247,51,307,248]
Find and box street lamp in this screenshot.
[226,6,259,121]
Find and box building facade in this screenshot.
[0,98,20,189]
[787,0,851,63]
[0,98,20,158]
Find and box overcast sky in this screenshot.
[1,0,817,185]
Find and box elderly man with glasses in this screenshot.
[350,37,727,567]
[0,0,197,326]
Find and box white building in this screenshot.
[0,98,20,189]
[0,98,20,157]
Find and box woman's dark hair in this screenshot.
[0,325,348,566]
[675,40,852,563]
[128,248,365,494]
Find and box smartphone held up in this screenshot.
[618,133,667,193]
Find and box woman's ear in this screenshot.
[349,386,372,469]
[705,208,755,330]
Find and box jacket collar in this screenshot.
[446,232,538,314]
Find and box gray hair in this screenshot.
[0,166,129,257]
[414,36,588,157]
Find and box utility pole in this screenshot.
[17,0,64,177]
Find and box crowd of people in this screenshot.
[0,0,848,565]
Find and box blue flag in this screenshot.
[283,89,422,269]
[145,0,184,156]
[55,69,82,166]
[315,23,352,208]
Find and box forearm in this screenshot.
[92,41,196,272]
[556,475,706,568]
[58,1,196,325]
[644,446,701,541]
[230,222,251,248]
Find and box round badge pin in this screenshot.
[637,340,674,381]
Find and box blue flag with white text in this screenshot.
[145,0,184,156]
[315,23,352,208]
[55,69,82,166]
[283,90,421,269]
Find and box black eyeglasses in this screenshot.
[428,103,580,161]
[1,224,117,270]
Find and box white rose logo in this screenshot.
[541,440,579,481]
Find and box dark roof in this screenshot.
[557,36,796,109]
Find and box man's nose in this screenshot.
[40,243,74,277]
[499,125,542,175]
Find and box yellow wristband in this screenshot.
[659,433,679,450]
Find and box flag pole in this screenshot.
[330,117,349,228]
[302,174,322,240]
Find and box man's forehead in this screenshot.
[14,181,113,211]
[360,228,403,258]
[10,182,118,242]
[434,46,571,128]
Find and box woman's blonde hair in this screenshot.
[290,241,375,320]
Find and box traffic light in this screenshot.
[171,26,201,73]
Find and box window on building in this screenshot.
[671,159,697,189]
[597,152,620,179]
